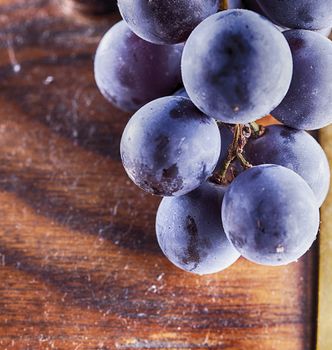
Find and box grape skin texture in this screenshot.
[172,93,235,173]
[171,94,234,173]
[94,21,183,112]
[156,182,240,275]
[244,125,330,207]
[257,0,332,30]
[227,0,244,9]
[215,124,234,170]
[120,97,221,196]
[272,30,332,130]
[243,2,331,35]
[222,165,320,266]
[317,27,332,37]
[182,10,293,124]
[117,0,219,45]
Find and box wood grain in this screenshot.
[317,126,332,350]
[0,1,318,349]
[61,0,117,15]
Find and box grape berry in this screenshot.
[272,30,332,130]
[94,21,183,112]
[182,10,293,124]
[244,125,330,207]
[117,0,219,45]
[156,182,240,274]
[120,96,221,197]
[222,164,320,266]
[94,2,332,274]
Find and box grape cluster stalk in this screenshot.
[94,0,332,274]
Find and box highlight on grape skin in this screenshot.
[181,10,293,124]
[222,165,320,266]
[156,182,240,275]
[117,0,219,45]
[94,20,183,112]
[272,30,332,130]
[244,125,331,207]
[120,96,221,197]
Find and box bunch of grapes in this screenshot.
[94,0,332,274]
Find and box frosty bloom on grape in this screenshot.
[182,10,293,124]
[156,182,240,275]
[120,97,221,197]
[94,20,183,112]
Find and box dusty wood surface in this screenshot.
[317,126,332,350]
[0,1,318,349]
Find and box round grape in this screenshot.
[222,164,320,266]
[272,30,332,130]
[257,0,332,30]
[244,125,330,207]
[120,97,221,196]
[156,182,240,275]
[182,10,293,124]
[117,0,219,45]
[94,20,183,112]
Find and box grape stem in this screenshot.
[249,121,265,137]
[221,0,228,10]
[211,123,254,185]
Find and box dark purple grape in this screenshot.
[222,165,320,266]
[182,10,293,124]
[227,0,244,9]
[229,1,287,31]
[243,2,331,34]
[120,97,221,196]
[244,125,330,207]
[117,0,219,45]
[257,0,332,30]
[94,21,183,112]
[272,30,332,130]
[226,1,285,29]
[156,182,240,275]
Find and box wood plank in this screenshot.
[317,126,332,350]
[0,1,318,349]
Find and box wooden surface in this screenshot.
[0,1,318,349]
[317,127,332,350]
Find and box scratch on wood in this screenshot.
[6,37,21,73]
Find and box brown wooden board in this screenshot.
[317,127,332,350]
[0,1,318,349]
